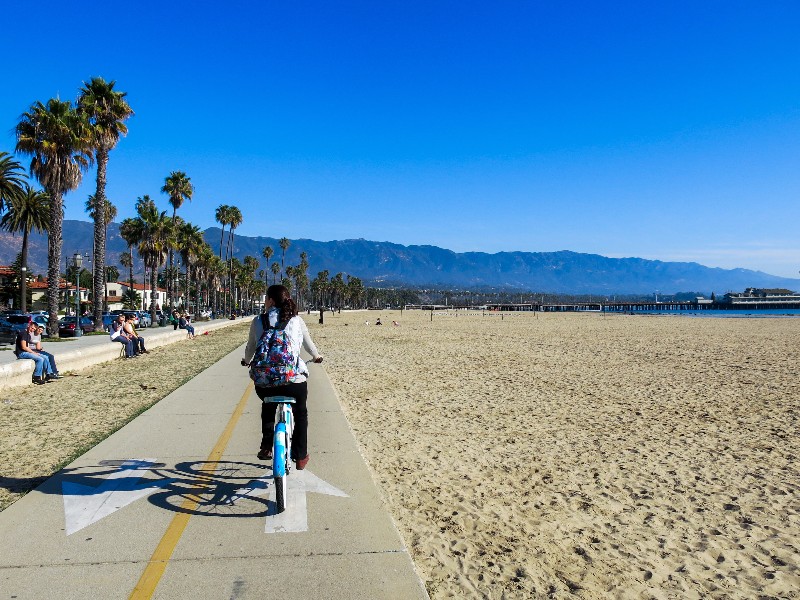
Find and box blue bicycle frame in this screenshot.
[264,395,295,512]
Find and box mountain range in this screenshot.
[1,220,798,295]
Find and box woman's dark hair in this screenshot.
[267,284,298,324]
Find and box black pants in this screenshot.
[256,381,308,460]
[133,336,146,353]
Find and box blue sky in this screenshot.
[3,1,800,277]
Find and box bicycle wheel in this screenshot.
[275,473,287,513]
[273,424,288,513]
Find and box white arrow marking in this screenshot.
[62,459,174,535]
[234,469,348,533]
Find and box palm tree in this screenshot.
[134,197,171,323]
[225,206,242,313]
[209,255,226,315]
[177,221,205,314]
[279,237,290,279]
[78,77,133,326]
[86,195,117,311]
[119,215,143,299]
[0,151,27,214]
[16,98,93,335]
[270,261,281,285]
[0,184,49,311]
[261,245,274,287]
[162,171,193,307]
[215,204,231,258]
[243,255,259,312]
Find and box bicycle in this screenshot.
[264,395,295,513]
[241,354,323,513]
[241,358,297,514]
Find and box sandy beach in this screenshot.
[2,311,797,598]
[311,310,800,599]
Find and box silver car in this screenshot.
[137,311,152,328]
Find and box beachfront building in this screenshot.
[722,288,800,306]
[104,281,168,311]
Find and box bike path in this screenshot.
[0,346,429,599]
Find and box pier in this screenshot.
[405,301,800,313]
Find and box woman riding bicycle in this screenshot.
[243,284,323,469]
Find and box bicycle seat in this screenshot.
[263,395,296,404]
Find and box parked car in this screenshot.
[58,316,96,337]
[0,318,15,345]
[136,311,152,328]
[5,314,33,334]
[100,312,115,332]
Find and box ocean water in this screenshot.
[608,308,800,318]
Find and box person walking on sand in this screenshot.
[243,284,323,470]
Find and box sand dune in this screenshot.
[312,310,800,599]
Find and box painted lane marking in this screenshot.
[129,381,254,600]
[62,458,175,535]
[234,469,348,533]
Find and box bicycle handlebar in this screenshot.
[241,357,323,367]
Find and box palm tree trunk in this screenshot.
[47,189,63,337]
[128,247,134,292]
[93,148,108,326]
[20,230,29,312]
[185,262,191,314]
[150,263,157,322]
[218,226,225,258]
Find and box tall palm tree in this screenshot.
[209,255,226,315]
[261,245,274,287]
[78,77,133,326]
[119,251,133,305]
[86,195,117,311]
[279,237,290,279]
[162,171,193,307]
[270,261,281,285]
[119,215,143,298]
[225,206,242,313]
[16,98,93,335]
[134,196,171,322]
[0,151,27,214]
[215,204,231,258]
[0,184,49,311]
[177,221,205,313]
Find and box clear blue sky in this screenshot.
[3,1,800,277]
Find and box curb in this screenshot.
[0,319,247,390]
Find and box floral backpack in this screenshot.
[249,314,297,387]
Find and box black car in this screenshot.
[0,318,15,345]
[58,316,96,337]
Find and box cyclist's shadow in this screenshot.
[144,459,277,518]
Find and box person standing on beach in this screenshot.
[243,284,323,470]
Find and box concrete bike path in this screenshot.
[0,346,429,599]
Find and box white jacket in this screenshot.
[244,309,321,383]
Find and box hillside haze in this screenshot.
[1,220,798,295]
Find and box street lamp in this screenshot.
[72,252,83,337]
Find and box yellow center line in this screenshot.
[129,381,255,600]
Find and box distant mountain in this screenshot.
[1,220,798,295]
